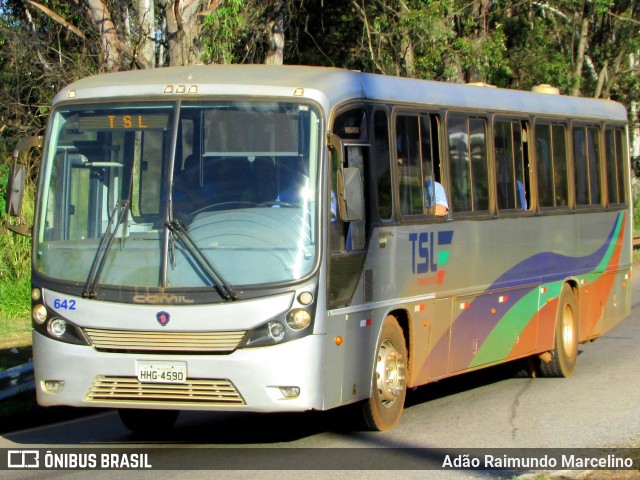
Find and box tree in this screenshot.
[85,0,121,70]
[287,1,509,83]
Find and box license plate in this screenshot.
[136,361,187,384]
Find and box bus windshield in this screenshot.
[35,101,321,292]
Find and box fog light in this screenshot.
[287,309,311,330]
[267,321,285,342]
[48,318,67,337]
[42,380,64,393]
[279,386,300,398]
[32,304,47,324]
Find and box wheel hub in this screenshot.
[561,304,577,357]
[375,339,405,408]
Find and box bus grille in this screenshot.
[85,376,245,406]
[83,328,246,354]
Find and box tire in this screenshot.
[361,315,408,431]
[118,408,179,434]
[539,283,579,378]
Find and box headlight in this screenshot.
[32,304,47,324]
[47,318,68,338]
[267,322,286,342]
[287,309,312,330]
[239,308,315,349]
[31,303,90,346]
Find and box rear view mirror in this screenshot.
[337,166,364,222]
[4,136,41,236]
[4,163,31,236]
[6,163,25,217]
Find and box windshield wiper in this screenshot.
[83,200,129,299]
[166,219,237,301]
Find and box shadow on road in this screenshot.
[3,357,538,446]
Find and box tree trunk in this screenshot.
[265,0,285,65]
[398,2,416,77]
[161,0,207,66]
[84,0,121,71]
[571,1,590,96]
[138,0,156,68]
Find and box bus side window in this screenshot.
[494,119,528,211]
[573,125,604,206]
[447,114,489,213]
[448,115,469,212]
[514,123,530,210]
[552,125,569,207]
[535,123,568,208]
[373,109,392,220]
[396,115,423,216]
[605,127,627,205]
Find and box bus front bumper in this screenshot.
[32,330,327,413]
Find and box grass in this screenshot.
[0,275,31,370]
[1,156,33,368]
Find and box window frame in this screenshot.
[445,111,491,216]
[492,116,532,214]
[533,119,571,211]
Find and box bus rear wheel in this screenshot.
[361,315,407,431]
[118,408,179,435]
[539,283,578,378]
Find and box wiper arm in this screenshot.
[83,200,129,299]
[166,219,237,301]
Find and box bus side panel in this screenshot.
[579,212,631,340]
[450,286,538,373]
[340,210,630,395]
[536,296,559,353]
[410,297,452,386]
[593,269,632,338]
[340,310,375,404]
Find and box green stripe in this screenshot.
[470,212,624,368]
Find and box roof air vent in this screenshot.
[532,84,560,95]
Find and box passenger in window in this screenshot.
[424,178,449,217]
[494,153,527,210]
[516,179,527,209]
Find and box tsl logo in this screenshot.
[409,230,454,285]
[156,311,171,326]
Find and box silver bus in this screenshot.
[5,65,632,432]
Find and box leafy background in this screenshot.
[1,0,639,331]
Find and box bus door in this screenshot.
[326,107,372,404]
[328,108,369,307]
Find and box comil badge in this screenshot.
[156,311,170,326]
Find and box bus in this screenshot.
[5,65,632,432]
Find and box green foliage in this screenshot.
[200,0,270,64]
[633,177,640,234]
[201,0,246,64]
[1,150,35,324]
[0,0,636,350]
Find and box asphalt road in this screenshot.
[1,274,639,479]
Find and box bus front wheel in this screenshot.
[361,315,407,431]
[118,408,179,435]
[539,283,579,378]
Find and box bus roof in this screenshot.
[54,64,628,122]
